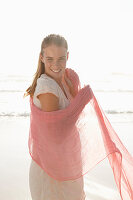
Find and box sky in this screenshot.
[0,0,133,81]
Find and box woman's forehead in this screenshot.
[43,45,67,56]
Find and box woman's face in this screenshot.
[40,44,69,84]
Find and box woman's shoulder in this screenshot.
[36,74,54,85]
[35,73,59,97]
[37,73,57,84]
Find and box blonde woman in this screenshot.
[24,34,86,200]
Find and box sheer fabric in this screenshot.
[29,72,85,200]
[28,68,133,200]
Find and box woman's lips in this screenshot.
[50,69,61,73]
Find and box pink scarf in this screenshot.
[28,68,133,200]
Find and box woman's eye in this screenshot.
[47,58,65,62]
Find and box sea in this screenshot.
[0,71,133,200]
[0,71,133,124]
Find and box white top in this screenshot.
[33,73,70,110]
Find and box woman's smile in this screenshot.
[50,68,62,73]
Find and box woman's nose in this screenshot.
[51,61,60,67]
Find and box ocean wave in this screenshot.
[106,110,133,114]
[0,110,133,117]
[95,89,133,93]
[0,89,133,93]
[0,112,29,117]
[0,90,24,93]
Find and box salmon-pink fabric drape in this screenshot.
[28,68,133,200]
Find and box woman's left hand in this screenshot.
[61,69,77,98]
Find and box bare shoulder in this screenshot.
[37,93,59,112]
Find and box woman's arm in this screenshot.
[37,93,59,112]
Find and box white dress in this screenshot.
[29,73,86,200]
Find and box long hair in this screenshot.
[23,34,68,98]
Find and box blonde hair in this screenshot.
[23,34,68,98]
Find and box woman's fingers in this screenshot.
[61,68,77,98]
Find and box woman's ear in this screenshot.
[40,53,44,63]
[67,52,69,60]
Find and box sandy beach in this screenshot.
[0,116,133,200]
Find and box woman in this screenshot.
[24,34,133,200]
[24,34,86,200]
